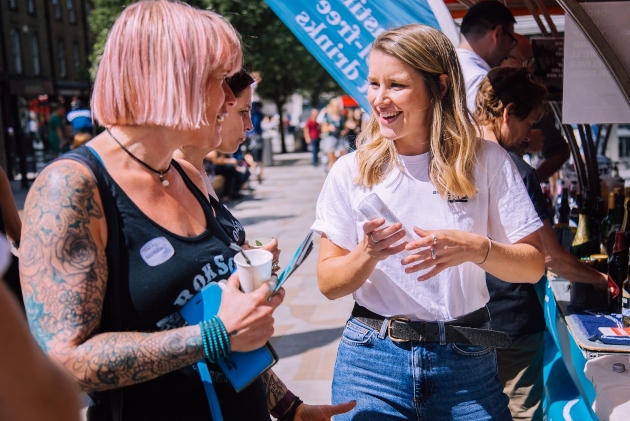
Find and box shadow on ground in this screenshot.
[236,214,295,226]
[271,157,312,167]
[271,327,344,358]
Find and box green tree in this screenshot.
[89,0,342,153]
[206,1,343,152]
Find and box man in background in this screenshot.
[304,108,321,167]
[457,0,517,111]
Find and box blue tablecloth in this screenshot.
[567,307,630,346]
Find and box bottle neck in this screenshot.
[573,214,590,247]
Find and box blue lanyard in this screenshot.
[197,360,223,421]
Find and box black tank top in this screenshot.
[209,195,245,246]
[77,147,269,421]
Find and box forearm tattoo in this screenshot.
[20,163,203,391]
[261,369,288,411]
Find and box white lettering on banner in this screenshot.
[295,1,386,103]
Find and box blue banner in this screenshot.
[264,0,458,111]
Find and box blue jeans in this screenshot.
[311,138,320,166]
[332,317,512,421]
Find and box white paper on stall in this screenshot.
[562,2,630,124]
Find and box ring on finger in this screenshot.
[431,247,437,260]
[272,261,279,268]
[370,233,378,243]
[431,234,437,245]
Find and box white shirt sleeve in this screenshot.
[486,145,543,244]
[311,157,358,251]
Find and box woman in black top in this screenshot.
[19,2,285,419]
[176,70,356,421]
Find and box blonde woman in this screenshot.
[312,24,544,420]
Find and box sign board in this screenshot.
[532,38,564,102]
[562,2,630,123]
[263,0,458,111]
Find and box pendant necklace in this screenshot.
[107,128,172,186]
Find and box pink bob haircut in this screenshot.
[91,0,242,131]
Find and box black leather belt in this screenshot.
[351,303,511,349]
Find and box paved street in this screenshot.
[227,152,354,406]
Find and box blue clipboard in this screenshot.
[180,282,278,392]
[272,229,315,294]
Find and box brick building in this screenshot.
[0,0,94,183]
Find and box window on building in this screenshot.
[31,34,41,76]
[8,0,17,10]
[10,29,23,74]
[52,0,62,20]
[72,42,81,72]
[28,0,35,14]
[58,40,67,77]
[86,1,93,15]
[67,0,76,23]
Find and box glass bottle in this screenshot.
[600,192,616,254]
[607,231,628,314]
[571,208,600,259]
[623,276,630,327]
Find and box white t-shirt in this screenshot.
[312,140,542,322]
[456,48,491,112]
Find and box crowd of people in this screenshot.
[0,1,611,420]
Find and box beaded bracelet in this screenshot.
[199,316,231,363]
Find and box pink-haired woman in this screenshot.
[19,1,284,419]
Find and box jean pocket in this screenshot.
[340,318,375,346]
[449,322,494,357]
[450,342,493,357]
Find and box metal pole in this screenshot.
[521,0,550,37]
[533,0,560,37]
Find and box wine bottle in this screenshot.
[623,276,630,327]
[600,192,616,253]
[571,208,600,259]
[553,186,573,250]
[607,231,628,314]
[606,190,626,256]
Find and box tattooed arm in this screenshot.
[19,161,283,392]
[261,369,288,411]
[262,369,357,420]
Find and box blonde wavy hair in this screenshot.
[355,24,480,199]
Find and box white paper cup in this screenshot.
[249,237,274,249]
[234,249,273,293]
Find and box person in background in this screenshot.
[175,69,356,421]
[319,98,346,172]
[20,2,286,419]
[456,0,517,111]
[72,132,93,150]
[304,108,321,166]
[0,166,22,303]
[48,103,66,156]
[341,108,361,152]
[314,23,544,420]
[67,99,94,137]
[247,101,265,182]
[501,33,571,181]
[475,66,608,421]
[0,236,81,421]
